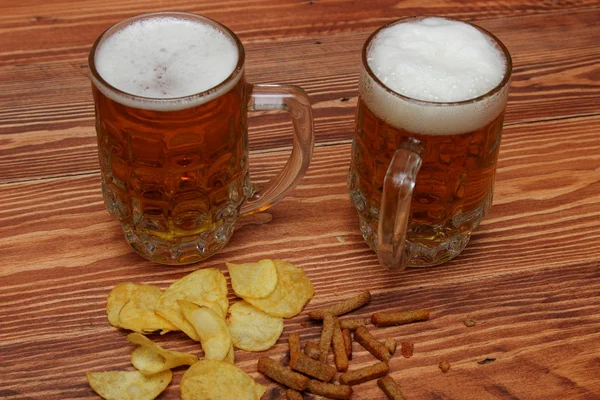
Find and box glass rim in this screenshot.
[88,11,245,104]
[361,15,513,107]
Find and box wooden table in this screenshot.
[1,1,599,399]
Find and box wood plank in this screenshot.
[1,115,599,278]
[1,249,599,399]
[2,0,599,53]
[1,11,598,184]
[2,8,599,117]
[1,2,599,399]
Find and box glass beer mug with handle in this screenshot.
[89,12,314,265]
[348,16,512,269]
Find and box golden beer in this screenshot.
[93,77,248,264]
[348,17,512,267]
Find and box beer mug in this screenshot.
[89,12,314,265]
[348,17,512,269]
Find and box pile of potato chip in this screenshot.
[87,259,314,400]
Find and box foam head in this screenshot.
[361,17,511,135]
[92,14,241,111]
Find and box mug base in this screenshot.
[122,223,234,265]
[359,215,474,269]
[401,233,471,267]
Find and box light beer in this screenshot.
[91,14,248,264]
[348,17,511,266]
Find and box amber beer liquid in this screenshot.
[348,17,512,267]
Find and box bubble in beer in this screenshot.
[94,16,238,101]
[368,17,506,103]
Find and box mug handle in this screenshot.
[240,83,315,215]
[378,143,423,270]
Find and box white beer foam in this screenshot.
[93,16,240,111]
[362,17,509,135]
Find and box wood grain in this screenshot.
[1,1,599,399]
[2,8,599,183]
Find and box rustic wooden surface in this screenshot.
[1,1,599,399]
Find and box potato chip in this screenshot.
[86,370,171,400]
[254,383,267,400]
[190,299,226,319]
[227,301,284,351]
[155,269,228,341]
[106,283,131,327]
[227,259,278,299]
[127,333,197,375]
[224,343,235,365]
[106,282,177,334]
[244,260,314,318]
[130,347,166,376]
[180,359,266,400]
[178,300,231,360]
